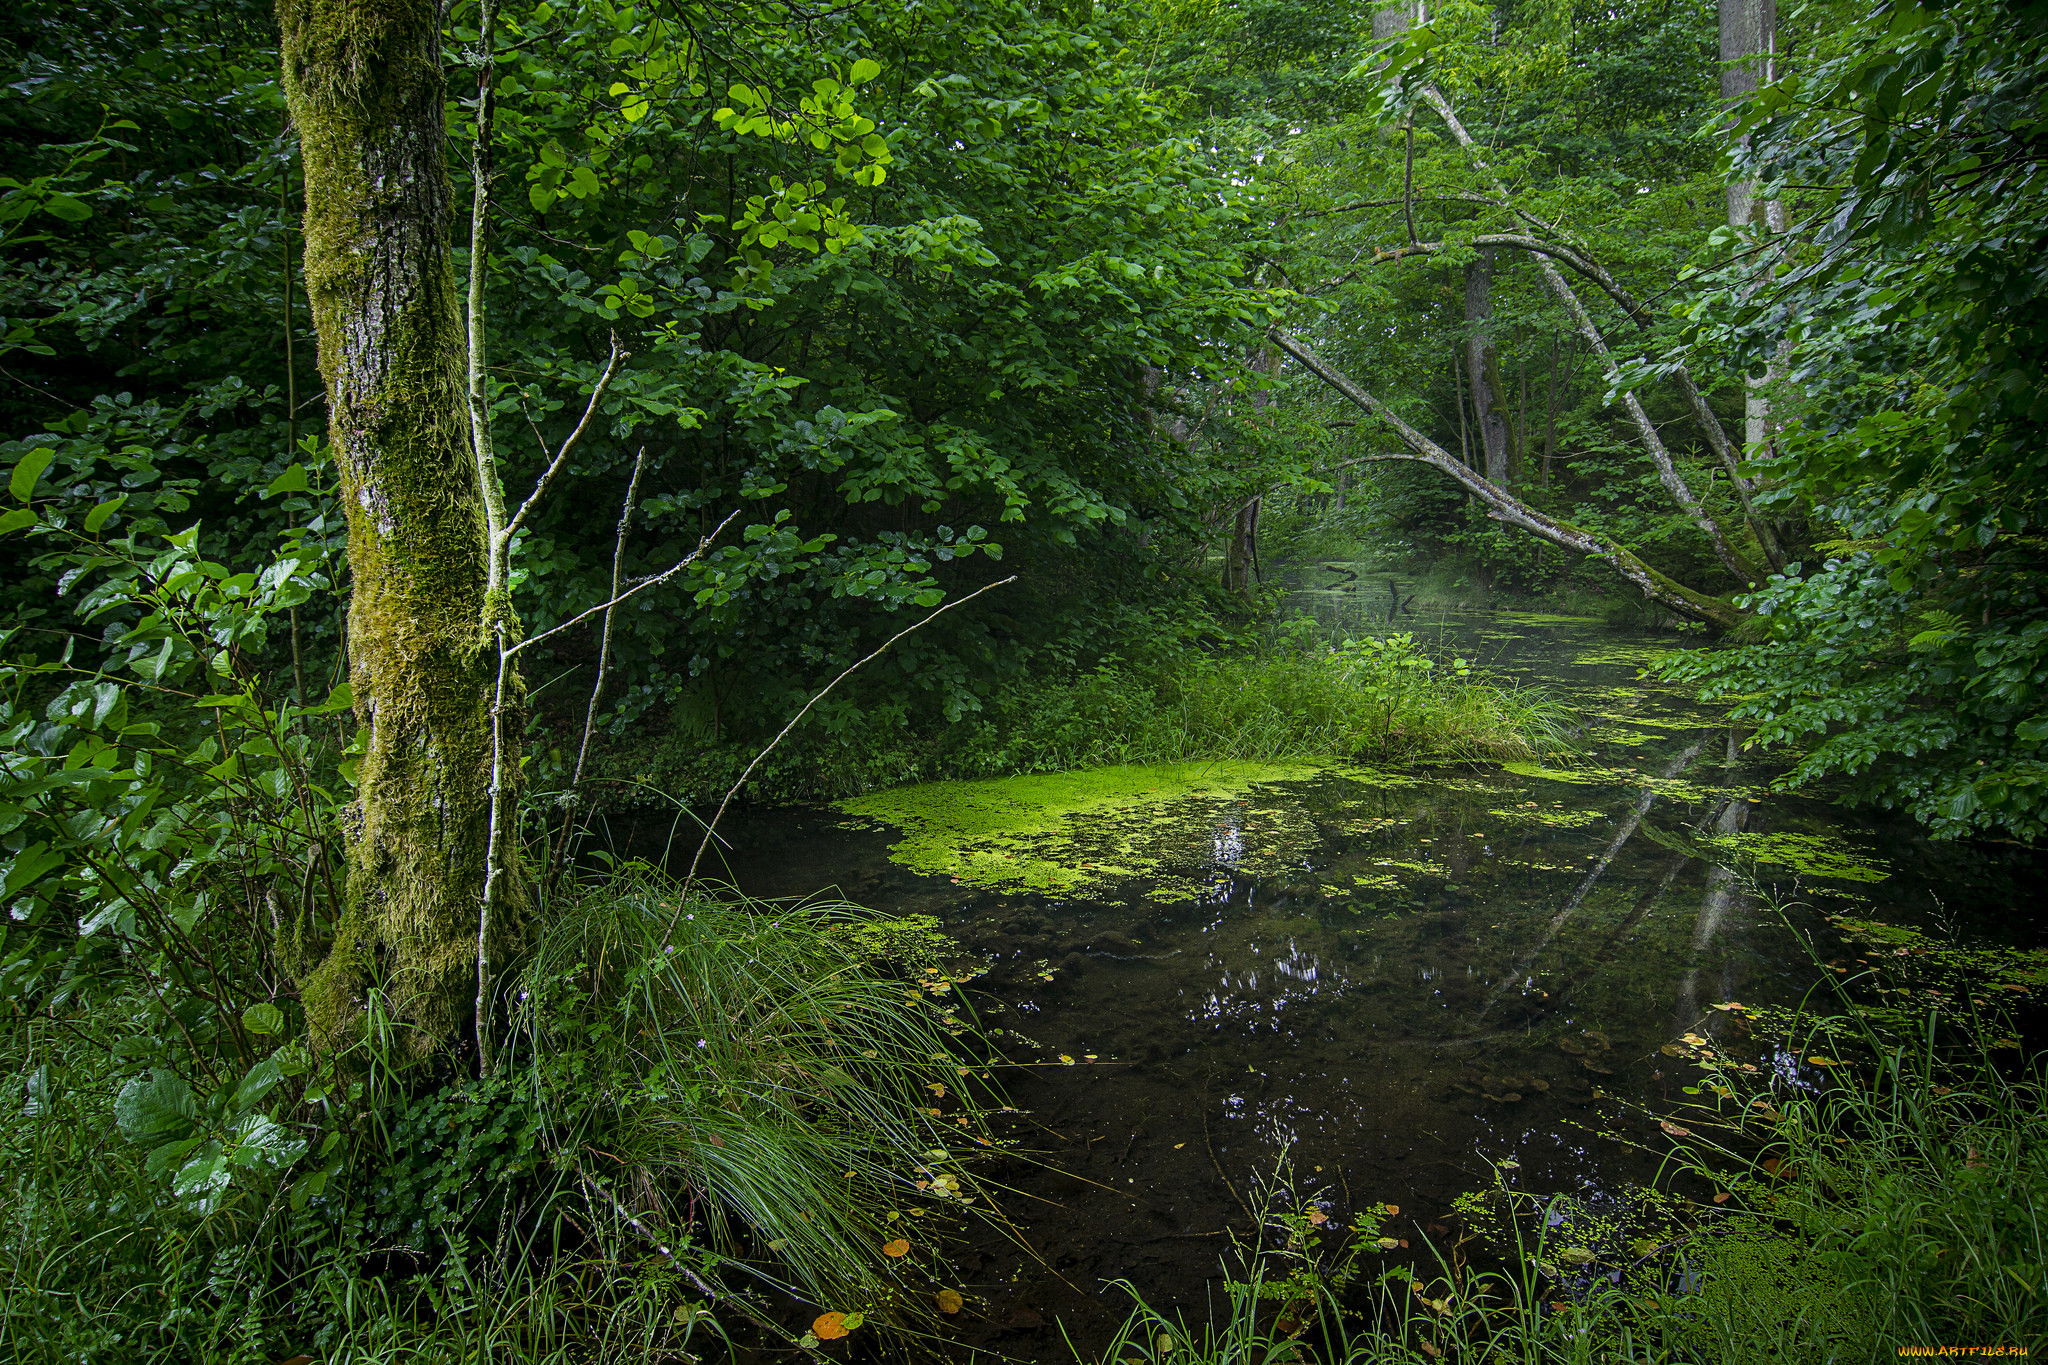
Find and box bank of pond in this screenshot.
[7,612,2044,1363]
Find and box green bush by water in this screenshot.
[981,635,1568,773]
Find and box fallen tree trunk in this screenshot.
[1270,331,1747,633]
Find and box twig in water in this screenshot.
[1202,1078,1254,1227]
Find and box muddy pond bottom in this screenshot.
[678,618,2046,1355]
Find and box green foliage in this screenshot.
[1658,0,2048,839]
[589,628,1570,804]
[2,868,997,1362]
[976,631,1569,772]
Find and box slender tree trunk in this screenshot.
[1543,333,1560,487]
[1722,0,1791,497]
[1453,350,1471,468]
[1465,249,1511,486]
[1517,352,1529,482]
[1719,0,1778,230]
[1417,84,1761,584]
[1224,496,1258,596]
[279,0,510,1057]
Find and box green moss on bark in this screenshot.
[279,0,526,1059]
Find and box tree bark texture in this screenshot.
[1372,0,1424,44]
[278,0,520,1057]
[1464,249,1512,486]
[1720,0,1778,229]
[1224,496,1260,596]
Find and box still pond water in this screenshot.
[687,597,2044,1354]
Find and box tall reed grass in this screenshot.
[985,635,1570,776]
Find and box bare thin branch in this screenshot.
[676,574,1020,903]
[573,447,647,788]
[504,338,626,544]
[512,507,741,658]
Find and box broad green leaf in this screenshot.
[228,1057,285,1114]
[84,495,126,531]
[171,1141,230,1206]
[145,1135,202,1177]
[242,1001,286,1036]
[116,1069,196,1143]
[9,446,53,502]
[265,463,310,496]
[850,57,882,84]
[1,843,63,898]
[42,194,92,222]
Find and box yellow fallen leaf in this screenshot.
[882,1239,910,1258]
[813,1312,849,1340]
[936,1288,963,1314]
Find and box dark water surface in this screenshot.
[682,604,2045,1356]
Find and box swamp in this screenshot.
[3,0,2046,1361]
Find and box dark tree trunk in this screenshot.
[1464,249,1512,486]
[278,0,520,1057]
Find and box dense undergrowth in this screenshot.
[2,876,995,1363]
[591,629,1571,805]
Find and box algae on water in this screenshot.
[837,761,1342,898]
[1699,830,1890,884]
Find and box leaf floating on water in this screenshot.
[1307,1209,1328,1226]
[882,1239,910,1258]
[1713,1192,1731,1204]
[928,1082,947,1097]
[1058,1054,1075,1065]
[1560,1246,1596,1266]
[1382,1203,1399,1215]
[936,1288,963,1314]
[1807,1056,1836,1066]
[1659,1120,1691,1137]
[1557,1038,1586,1056]
[1375,1237,1400,1250]
[1660,1043,1685,1057]
[813,1312,850,1340]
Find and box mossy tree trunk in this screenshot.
[278,0,523,1058]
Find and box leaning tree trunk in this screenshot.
[279,0,521,1058]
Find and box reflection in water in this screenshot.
[700,607,2042,1354]
[1485,739,1705,1014]
[1678,732,1755,1025]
